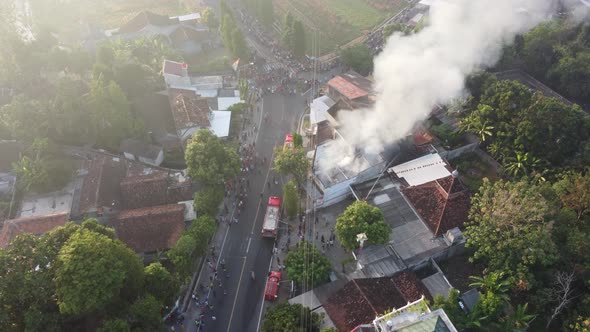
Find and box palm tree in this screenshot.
[459,110,494,142]
[504,151,541,178]
[469,271,511,301]
[496,303,536,332]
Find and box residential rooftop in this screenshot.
[402,175,470,236]
[350,175,449,276]
[111,204,185,253]
[0,212,69,248]
[323,272,431,332]
[373,297,458,332]
[120,138,163,160]
[327,71,372,101]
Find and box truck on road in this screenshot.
[262,196,281,238]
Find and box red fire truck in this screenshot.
[264,271,282,301]
[261,196,281,238]
[283,134,294,151]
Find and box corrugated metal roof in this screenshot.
[389,154,451,187]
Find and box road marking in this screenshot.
[226,256,247,332]
[246,237,252,253]
[249,143,277,236]
[255,258,275,332]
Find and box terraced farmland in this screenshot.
[274,0,409,54]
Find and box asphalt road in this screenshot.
[184,92,305,332]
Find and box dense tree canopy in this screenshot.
[335,200,390,251]
[465,179,558,289]
[193,184,225,216]
[461,79,590,178]
[185,129,240,185]
[55,227,144,315]
[285,241,331,289]
[281,13,306,56]
[283,181,299,219]
[168,215,216,277]
[273,147,309,184]
[0,220,170,331]
[520,21,590,102]
[340,44,373,76]
[262,303,323,332]
[202,7,219,31]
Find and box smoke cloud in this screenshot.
[320,0,588,173]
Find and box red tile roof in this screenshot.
[0,213,69,248]
[413,130,434,146]
[118,10,174,34]
[323,273,429,332]
[401,175,470,236]
[111,204,185,253]
[328,76,369,101]
[78,155,126,215]
[169,89,211,131]
[120,173,169,209]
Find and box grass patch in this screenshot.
[29,0,201,42]
[275,0,409,55]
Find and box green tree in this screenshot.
[464,179,558,289]
[283,181,299,219]
[202,7,219,31]
[431,289,484,330]
[504,151,542,178]
[292,133,303,147]
[167,234,197,277]
[87,78,141,149]
[258,0,274,27]
[168,215,216,276]
[129,294,163,331]
[548,51,590,100]
[335,201,390,251]
[340,44,373,76]
[193,185,225,216]
[285,241,331,289]
[144,262,176,305]
[273,147,309,184]
[187,215,216,256]
[185,129,240,185]
[12,138,74,193]
[0,235,57,331]
[383,23,410,38]
[231,27,249,60]
[0,94,49,141]
[292,20,306,57]
[97,44,116,66]
[503,303,536,331]
[262,302,323,332]
[55,228,144,315]
[469,272,511,318]
[282,12,295,51]
[97,318,131,332]
[553,170,590,222]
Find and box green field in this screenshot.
[275,0,409,54]
[28,0,201,42]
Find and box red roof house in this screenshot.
[401,175,471,236]
[0,213,69,248]
[120,173,170,209]
[327,76,370,101]
[111,204,185,253]
[323,272,430,332]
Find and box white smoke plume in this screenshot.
[320,0,589,173]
